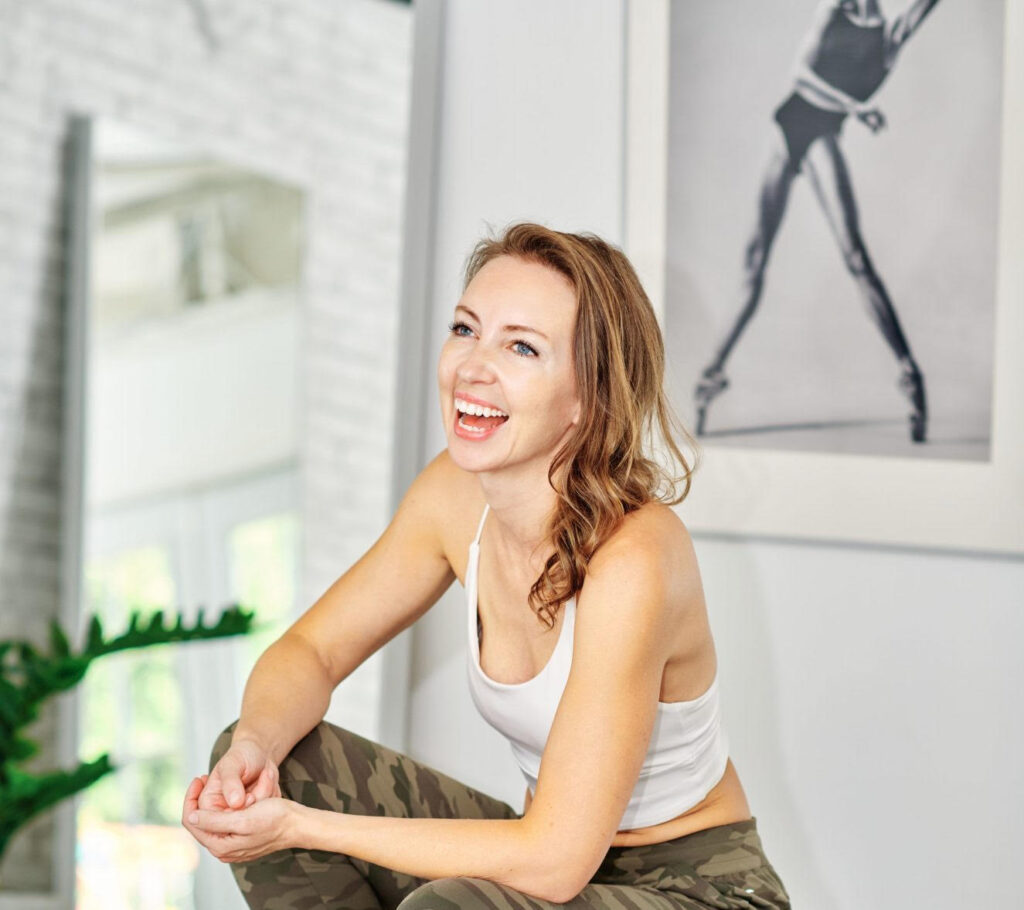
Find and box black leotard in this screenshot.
[773,3,890,169]
[809,3,888,101]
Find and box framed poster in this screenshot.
[626,0,1024,555]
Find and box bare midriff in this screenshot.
[523,757,752,848]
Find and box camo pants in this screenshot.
[209,721,791,910]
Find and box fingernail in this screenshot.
[188,812,198,824]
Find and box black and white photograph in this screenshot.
[662,0,1004,461]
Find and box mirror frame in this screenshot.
[0,112,92,910]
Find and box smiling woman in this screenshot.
[185,224,791,910]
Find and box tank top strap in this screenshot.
[472,503,490,547]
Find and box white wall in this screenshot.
[407,0,625,802]
[405,3,1024,909]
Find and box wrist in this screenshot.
[286,801,318,851]
[231,726,280,759]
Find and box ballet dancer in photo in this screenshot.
[694,0,942,443]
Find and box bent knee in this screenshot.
[399,876,517,910]
[841,245,872,277]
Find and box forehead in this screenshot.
[461,255,577,329]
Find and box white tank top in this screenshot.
[464,504,730,830]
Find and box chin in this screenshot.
[446,438,503,474]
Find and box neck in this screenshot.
[477,461,562,569]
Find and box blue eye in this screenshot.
[448,320,473,337]
[512,340,538,357]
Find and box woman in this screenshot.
[182,224,791,909]
[694,0,941,443]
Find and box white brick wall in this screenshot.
[0,0,411,890]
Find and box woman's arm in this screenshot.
[197,450,459,808]
[186,505,692,903]
[185,789,550,896]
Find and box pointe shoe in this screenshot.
[898,362,927,443]
[694,365,729,436]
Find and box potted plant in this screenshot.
[0,605,254,875]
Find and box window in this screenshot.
[76,471,298,910]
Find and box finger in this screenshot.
[210,760,248,809]
[188,808,254,835]
[198,771,229,810]
[182,776,204,815]
[183,814,236,857]
[251,764,279,802]
[218,761,249,809]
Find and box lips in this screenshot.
[454,392,508,417]
[452,393,508,441]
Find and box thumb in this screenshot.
[217,755,249,809]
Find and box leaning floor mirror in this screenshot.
[69,117,304,910]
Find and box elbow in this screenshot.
[512,861,578,904]
[545,879,589,905]
[523,875,586,905]
[520,845,601,904]
[517,812,608,902]
[547,859,606,904]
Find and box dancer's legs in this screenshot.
[705,131,798,373]
[694,131,798,433]
[802,134,915,361]
[803,134,927,440]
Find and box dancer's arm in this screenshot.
[887,0,943,62]
[186,506,691,904]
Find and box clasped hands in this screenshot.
[181,738,302,864]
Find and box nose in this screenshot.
[455,341,496,385]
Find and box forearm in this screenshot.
[896,0,942,46]
[232,633,334,765]
[294,808,574,903]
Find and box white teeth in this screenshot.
[455,398,508,418]
[458,415,488,433]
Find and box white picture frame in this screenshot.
[624,0,1024,555]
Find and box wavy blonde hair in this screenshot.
[463,222,701,629]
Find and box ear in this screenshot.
[570,395,582,427]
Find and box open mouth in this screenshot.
[454,397,509,435]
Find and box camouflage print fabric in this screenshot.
[209,721,791,910]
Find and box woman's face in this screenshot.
[437,255,581,476]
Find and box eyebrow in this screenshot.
[455,305,549,341]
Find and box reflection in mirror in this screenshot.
[77,119,304,909]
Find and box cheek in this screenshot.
[437,344,457,389]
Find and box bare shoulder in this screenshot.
[590,502,697,581]
[583,502,704,623]
[402,449,485,578]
